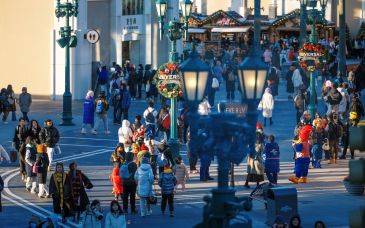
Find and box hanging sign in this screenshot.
[154,62,183,99]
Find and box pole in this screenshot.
[308,8,318,119]
[169,38,179,160]
[61,6,74,126]
[253,0,261,55]
[338,0,346,78]
[299,3,307,46]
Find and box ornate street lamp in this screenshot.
[55,0,79,126]
[299,0,308,46]
[156,0,167,40]
[179,0,193,39]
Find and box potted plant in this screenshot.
[343,176,365,196]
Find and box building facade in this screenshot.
[0,0,176,99]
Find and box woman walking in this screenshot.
[258,88,274,126]
[35,147,50,198]
[24,137,37,193]
[264,135,280,185]
[81,90,95,134]
[6,85,17,121]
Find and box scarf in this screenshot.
[54,173,65,209]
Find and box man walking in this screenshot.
[39,119,60,171]
[143,100,158,138]
[18,87,32,122]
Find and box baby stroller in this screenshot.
[243,182,275,211]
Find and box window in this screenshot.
[122,0,144,15]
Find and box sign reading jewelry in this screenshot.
[154,62,183,98]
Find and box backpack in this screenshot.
[95,100,104,114]
[212,77,219,89]
[145,110,155,124]
[120,162,131,179]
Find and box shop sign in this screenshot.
[121,15,142,34]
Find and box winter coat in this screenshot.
[28,126,41,144]
[6,91,16,112]
[49,172,73,216]
[350,98,365,118]
[94,97,109,115]
[25,144,37,178]
[264,142,280,173]
[83,97,95,125]
[259,88,274,118]
[81,211,102,228]
[36,152,49,184]
[105,212,126,228]
[39,126,60,148]
[118,89,131,109]
[13,125,28,149]
[122,152,138,186]
[18,92,32,113]
[158,169,177,194]
[173,163,188,183]
[134,163,154,197]
[327,88,342,105]
[292,69,303,88]
[110,167,123,195]
[326,121,342,141]
[118,120,133,146]
[247,143,265,175]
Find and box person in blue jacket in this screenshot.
[81,91,95,134]
[264,135,280,184]
[117,83,131,121]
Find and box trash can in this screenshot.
[266,187,298,226]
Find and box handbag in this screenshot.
[148,190,157,205]
[32,162,40,174]
[322,138,330,151]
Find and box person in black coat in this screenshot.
[136,64,144,99]
[68,162,93,222]
[49,162,73,221]
[12,118,29,181]
[36,150,50,198]
[39,119,60,170]
[29,120,41,144]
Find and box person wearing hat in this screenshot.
[35,143,50,198]
[39,119,59,171]
[81,90,95,134]
[137,144,150,167]
[158,163,177,217]
[134,156,154,217]
[92,91,110,135]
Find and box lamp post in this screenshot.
[180,49,255,228]
[155,0,192,159]
[55,0,78,126]
[299,0,308,46]
[338,0,346,78]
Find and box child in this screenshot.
[81,200,103,228]
[173,156,189,191]
[310,119,325,168]
[110,163,123,201]
[158,164,177,217]
[264,135,280,185]
[105,200,126,228]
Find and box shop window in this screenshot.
[122,0,144,15]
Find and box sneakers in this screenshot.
[91,130,97,135]
[81,128,86,134]
[30,190,37,194]
[105,131,111,135]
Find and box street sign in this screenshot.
[218,102,248,117]
[85,29,100,44]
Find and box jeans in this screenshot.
[146,124,156,138]
[122,183,136,213]
[266,172,278,184]
[94,114,109,132]
[22,112,29,122]
[11,111,16,121]
[139,197,151,216]
[161,193,174,212]
[137,83,142,98]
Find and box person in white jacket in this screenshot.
[292,66,303,95]
[105,200,126,228]
[198,98,211,115]
[258,88,275,126]
[118,120,133,149]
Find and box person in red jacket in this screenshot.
[110,164,123,201]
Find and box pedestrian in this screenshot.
[98,66,109,95]
[259,88,274,126]
[136,64,144,99]
[267,67,279,97]
[263,48,272,65]
[6,84,17,121]
[159,163,177,217]
[314,221,326,228]
[199,152,213,182]
[145,136,162,178]
[225,67,236,101]
[120,152,138,214]
[157,106,170,140]
[326,83,342,114]
[49,162,73,222]
[272,215,287,228]
[110,143,126,165]
[289,215,302,228]
[349,93,364,126]
[244,124,265,188]
[0,88,10,124]
[337,83,350,120]
[35,146,50,198]
[24,136,37,193]
[134,157,154,217]
[81,200,103,228]
[131,115,143,132]
[325,113,342,164]
[18,87,32,122]
[0,175,3,212]
[28,120,41,144]
[173,156,189,191]
[289,122,312,184]
[12,117,28,181]
[68,162,93,222]
[39,119,60,171]
[81,90,95,134]
[143,100,158,138]
[93,91,110,135]
[198,97,211,116]
[110,162,123,201]
[209,73,219,107]
[310,117,325,168]
[292,65,303,95]
[264,135,280,185]
[294,89,308,124]
[117,83,131,121]
[105,200,126,228]
[118,120,133,149]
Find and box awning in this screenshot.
[211,26,251,33]
[188,28,206,33]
